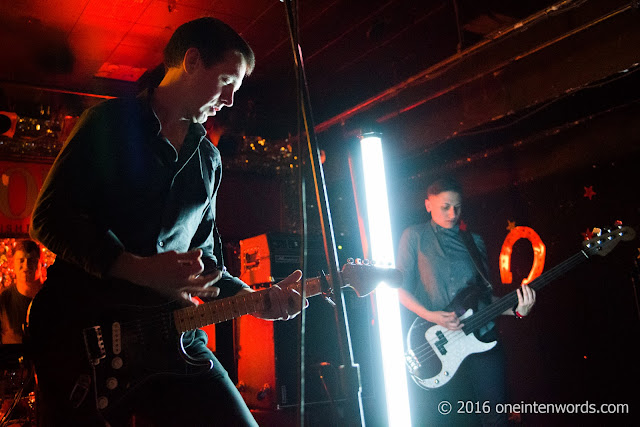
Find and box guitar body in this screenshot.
[405,285,496,390]
[28,276,211,422]
[26,260,403,422]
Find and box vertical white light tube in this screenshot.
[360,135,412,427]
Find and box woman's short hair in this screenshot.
[426,177,463,197]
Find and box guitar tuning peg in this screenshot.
[347,258,354,264]
[355,258,362,265]
[593,227,602,236]
[363,259,370,265]
[615,220,623,227]
[370,260,376,265]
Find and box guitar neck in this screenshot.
[172,274,331,334]
[462,250,589,334]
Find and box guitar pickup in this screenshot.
[435,330,448,355]
[83,325,106,365]
[112,322,122,355]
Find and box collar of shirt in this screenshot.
[430,220,461,234]
[137,89,207,165]
[429,220,462,257]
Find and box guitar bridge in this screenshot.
[405,350,421,372]
[83,325,106,365]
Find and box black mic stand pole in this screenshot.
[281,1,365,425]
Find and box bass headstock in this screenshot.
[583,224,636,257]
[340,258,404,297]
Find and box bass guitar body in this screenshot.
[405,285,496,390]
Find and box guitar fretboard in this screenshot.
[462,251,589,334]
[172,275,328,333]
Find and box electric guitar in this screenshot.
[405,225,636,390]
[27,260,401,420]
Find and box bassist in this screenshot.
[396,177,535,426]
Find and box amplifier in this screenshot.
[236,233,347,409]
[239,232,325,286]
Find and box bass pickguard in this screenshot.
[405,308,496,389]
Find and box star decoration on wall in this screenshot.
[583,185,596,200]
[582,228,594,241]
[506,220,516,231]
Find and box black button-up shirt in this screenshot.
[31,91,246,297]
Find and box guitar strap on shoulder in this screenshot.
[459,229,493,292]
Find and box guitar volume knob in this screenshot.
[97,396,109,409]
[106,377,118,390]
[111,357,123,370]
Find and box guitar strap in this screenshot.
[458,229,493,293]
[459,229,499,341]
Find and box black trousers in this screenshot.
[117,333,258,427]
[408,344,508,427]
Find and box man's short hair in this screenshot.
[164,17,255,75]
[426,177,463,197]
[14,239,40,257]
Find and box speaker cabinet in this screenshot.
[235,233,353,410]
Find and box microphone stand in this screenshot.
[281,1,365,425]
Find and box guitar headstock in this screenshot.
[583,224,636,257]
[340,258,404,297]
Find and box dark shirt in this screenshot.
[0,285,32,344]
[31,90,247,298]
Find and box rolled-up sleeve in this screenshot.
[396,227,418,294]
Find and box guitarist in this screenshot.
[396,177,536,426]
[29,18,304,426]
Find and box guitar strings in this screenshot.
[408,252,587,366]
[100,292,266,343]
[421,229,625,355]
[409,252,586,363]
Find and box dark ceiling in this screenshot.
[1,0,563,140]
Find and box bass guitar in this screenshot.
[404,225,635,390]
[27,260,401,420]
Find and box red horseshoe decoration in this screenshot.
[499,226,546,285]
